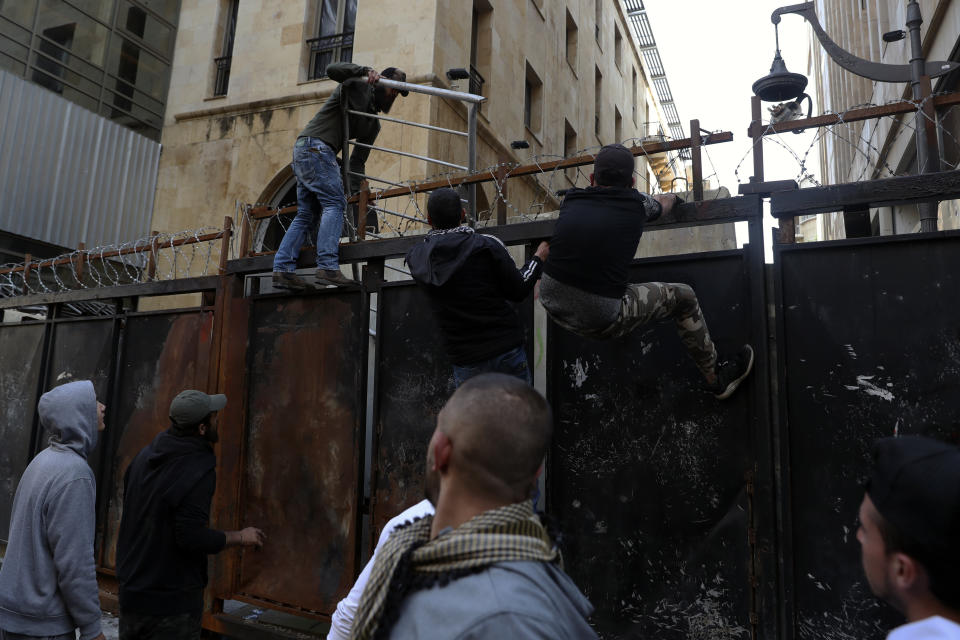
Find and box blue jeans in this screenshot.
[273,137,346,272]
[452,345,532,387]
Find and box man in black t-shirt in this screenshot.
[540,144,753,400]
[405,188,548,387]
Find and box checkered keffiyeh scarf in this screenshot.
[349,501,559,640]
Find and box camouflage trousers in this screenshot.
[119,610,202,640]
[549,281,718,380]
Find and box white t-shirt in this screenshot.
[326,499,435,640]
[888,616,960,640]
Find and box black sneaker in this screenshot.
[709,345,754,400]
[315,269,358,287]
[272,271,311,291]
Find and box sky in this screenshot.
[640,0,823,251]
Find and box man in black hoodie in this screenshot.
[540,144,753,400]
[405,188,549,386]
[116,390,265,639]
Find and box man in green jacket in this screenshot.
[273,63,408,290]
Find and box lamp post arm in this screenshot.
[771,2,957,83]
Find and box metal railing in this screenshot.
[307,32,354,80]
[339,76,485,239]
[213,55,231,96]
[469,65,484,98]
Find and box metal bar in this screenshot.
[348,172,408,188]
[341,98,358,247]
[690,119,704,201]
[753,91,960,137]
[376,77,485,104]
[770,168,960,218]
[226,197,762,272]
[751,96,765,183]
[467,103,479,226]
[369,206,428,225]
[346,110,469,137]
[0,276,220,310]
[349,141,468,171]
[384,263,410,276]
[358,132,735,201]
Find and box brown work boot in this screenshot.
[272,271,311,291]
[315,268,358,287]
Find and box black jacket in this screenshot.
[405,227,542,365]
[116,429,226,615]
[543,187,659,299]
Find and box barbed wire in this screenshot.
[244,136,710,254]
[0,227,226,301]
[733,92,960,189]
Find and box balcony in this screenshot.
[307,32,354,80]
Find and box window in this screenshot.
[564,119,577,184]
[565,9,577,71]
[0,0,178,140]
[631,67,638,124]
[213,0,238,96]
[615,106,622,144]
[614,25,622,70]
[307,0,357,80]
[470,0,492,100]
[595,0,601,45]
[594,66,602,139]
[523,62,542,135]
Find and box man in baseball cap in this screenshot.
[116,390,265,639]
[857,436,960,637]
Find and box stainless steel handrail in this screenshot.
[376,77,485,104]
[347,110,469,137]
[350,141,468,171]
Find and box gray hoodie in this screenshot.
[388,561,597,639]
[0,380,102,639]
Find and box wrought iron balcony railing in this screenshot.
[307,32,354,80]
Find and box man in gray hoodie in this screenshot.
[0,380,106,640]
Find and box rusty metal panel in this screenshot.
[371,283,536,537]
[371,284,454,537]
[0,323,45,542]
[239,292,365,615]
[100,311,214,569]
[547,251,756,639]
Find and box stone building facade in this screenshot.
[151,0,687,242]
[809,0,960,238]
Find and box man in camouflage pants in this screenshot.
[539,144,753,400]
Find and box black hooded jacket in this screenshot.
[116,429,226,615]
[543,186,660,299]
[405,227,542,365]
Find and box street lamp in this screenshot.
[753,1,959,232]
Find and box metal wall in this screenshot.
[774,230,960,640]
[5,197,960,637]
[548,250,761,639]
[0,70,160,250]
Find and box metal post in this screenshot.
[690,119,704,201]
[750,96,765,183]
[467,103,479,226]
[907,0,939,232]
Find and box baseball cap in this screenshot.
[593,143,635,187]
[169,390,227,426]
[381,67,409,96]
[866,436,960,558]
